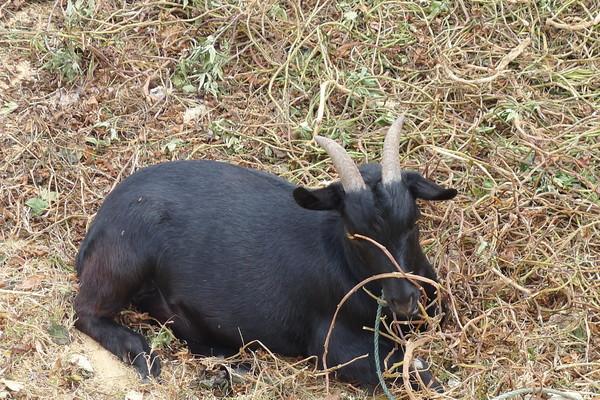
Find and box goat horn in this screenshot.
[381,115,405,184]
[314,136,366,192]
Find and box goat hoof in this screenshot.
[133,352,161,380]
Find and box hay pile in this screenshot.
[1,0,598,398]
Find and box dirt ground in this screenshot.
[0,0,599,399]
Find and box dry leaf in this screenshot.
[548,393,583,400]
[183,104,209,125]
[17,274,44,290]
[148,86,167,103]
[69,354,94,374]
[125,390,144,400]
[1,379,24,392]
[84,96,98,107]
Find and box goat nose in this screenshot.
[388,292,420,317]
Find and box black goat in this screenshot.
[74,116,457,390]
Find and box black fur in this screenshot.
[74,160,456,390]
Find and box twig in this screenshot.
[373,294,395,400]
[0,289,45,297]
[489,387,583,400]
[314,353,369,376]
[489,267,532,296]
[546,12,600,31]
[442,38,531,85]
[401,337,431,400]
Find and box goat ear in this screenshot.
[293,186,342,210]
[404,172,457,201]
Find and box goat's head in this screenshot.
[294,116,457,318]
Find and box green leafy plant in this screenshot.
[163,138,185,154]
[42,41,84,82]
[1,101,18,115]
[25,197,48,216]
[172,35,229,97]
[209,118,244,153]
[151,326,175,350]
[65,0,96,27]
[26,190,59,216]
[427,0,450,19]
[47,321,71,345]
[346,67,383,98]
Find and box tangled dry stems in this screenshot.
[1,0,599,399]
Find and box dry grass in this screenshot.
[1,0,599,399]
